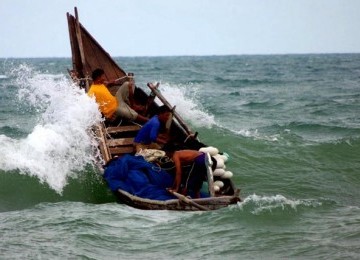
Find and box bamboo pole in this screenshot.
[147,83,192,136]
[168,190,210,211]
[74,7,89,91]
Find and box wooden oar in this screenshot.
[168,189,210,211]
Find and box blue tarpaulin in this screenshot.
[103,155,176,201]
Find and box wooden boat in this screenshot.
[66,8,240,211]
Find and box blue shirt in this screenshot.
[134,115,160,144]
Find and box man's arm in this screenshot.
[171,150,203,192]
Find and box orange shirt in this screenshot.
[88,84,118,119]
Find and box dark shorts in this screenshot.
[182,153,207,193]
[194,153,206,165]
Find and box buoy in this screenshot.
[199,146,219,156]
[214,180,224,188]
[215,157,225,169]
[213,154,223,162]
[221,171,233,179]
[213,168,225,176]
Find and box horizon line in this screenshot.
[1,51,359,59]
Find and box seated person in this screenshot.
[88,68,148,123]
[117,72,146,115]
[133,105,172,152]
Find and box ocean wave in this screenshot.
[0,64,102,194]
[280,122,360,143]
[156,82,216,128]
[230,128,283,142]
[235,194,325,215]
[242,100,285,109]
[214,77,283,87]
[0,126,29,138]
[227,121,360,145]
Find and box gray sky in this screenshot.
[1,0,360,58]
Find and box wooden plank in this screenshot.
[116,189,240,211]
[67,10,127,94]
[94,123,111,163]
[74,7,89,91]
[109,146,134,155]
[72,12,126,86]
[107,138,134,147]
[106,125,140,134]
[168,190,210,211]
[66,13,78,71]
[205,153,215,197]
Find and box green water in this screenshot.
[0,54,359,259]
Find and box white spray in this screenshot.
[0,64,102,194]
[154,82,216,128]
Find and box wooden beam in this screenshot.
[106,125,140,134]
[107,138,134,147]
[74,7,89,91]
[168,190,210,211]
[109,146,134,155]
[205,153,215,197]
[94,123,111,163]
[147,83,192,136]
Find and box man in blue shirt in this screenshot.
[133,105,172,152]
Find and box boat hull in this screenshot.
[115,189,241,211]
[66,7,241,211]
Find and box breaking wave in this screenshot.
[0,64,102,193]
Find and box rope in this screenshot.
[184,163,196,192]
[114,75,133,82]
[151,165,162,172]
[77,77,92,81]
[183,135,192,143]
[183,132,201,144]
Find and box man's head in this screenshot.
[157,105,172,123]
[91,68,105,82]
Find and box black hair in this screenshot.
[91,68,105,81]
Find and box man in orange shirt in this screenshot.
[88,68,148,123]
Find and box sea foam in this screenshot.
[236,194,322,215]
[0,64,102,193]
[155,82,216,128]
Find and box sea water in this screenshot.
[0,55,359,259]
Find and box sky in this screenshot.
[1,0,360,58]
